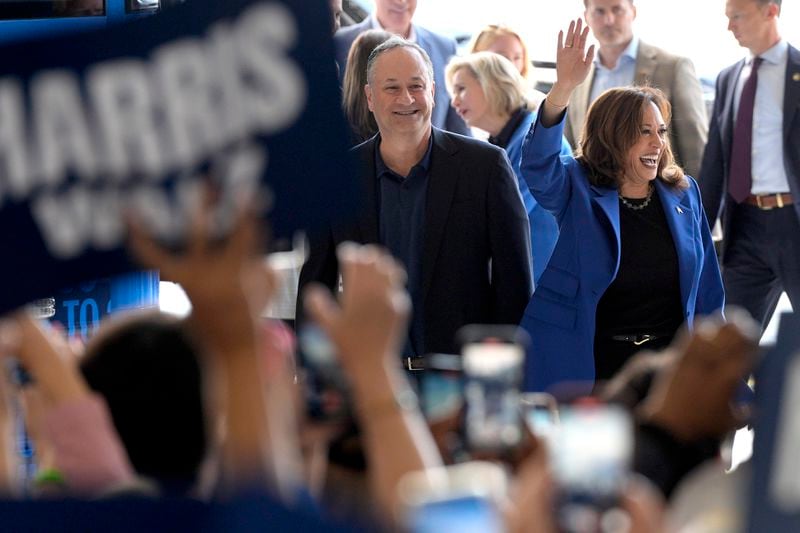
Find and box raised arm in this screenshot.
[540,18,595,127]
[128,202,303,502]
[519,19,595,219]
[7,314,136,498]
[303,243,443,525]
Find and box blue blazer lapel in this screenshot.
[590,184,622,280]
[656,180,695,311]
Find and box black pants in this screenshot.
[723,203,800,333]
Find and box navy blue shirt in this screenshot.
[375,135,432,357]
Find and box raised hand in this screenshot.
[303,245,443,525]
[541,18,595,126]
[553,18,595,97]
[127,195,273,356]
[303,243,410,377]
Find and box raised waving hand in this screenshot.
[541,18,595,126]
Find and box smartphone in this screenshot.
[399,461,507,533]
[550,402,633,532]
[296,324,350,422]
[458,325,528,453]
[420,353,464,423]
[519,392,559,440]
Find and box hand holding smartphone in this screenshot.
[297,324,350,422]
[519,392,559,440]
[459,325,529,453]
[398,461,508,533]
[550,402,633,532]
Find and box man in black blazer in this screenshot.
[699,0,800,331]
[298,38,532,361]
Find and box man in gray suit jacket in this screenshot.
[333,0,470,136]
[699,0,800,332]
[565,0,707,178]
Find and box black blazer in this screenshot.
[699,44,800,256]
[297,128,533,355]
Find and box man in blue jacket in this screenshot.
[333,0,470,135]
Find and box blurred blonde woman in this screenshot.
[446,52,572,284]
[470,24,532,79]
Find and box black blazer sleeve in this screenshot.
[487,149,534,324]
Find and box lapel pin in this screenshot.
[793,72,800,82]
[676,206,684,214]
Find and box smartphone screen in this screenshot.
[519,392,559,439]
[550,403,633,531]
[400,461,508,533]
[408,494,504,533]
[421,354,463,422]
[462,340,525,452]
[296,324,350,422]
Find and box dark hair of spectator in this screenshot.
[342,29,393,142]
[80,312,208,495]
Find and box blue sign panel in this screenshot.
[0,0,154,46]
[0,0,356,315]
[52,270,160,339]
[749,313,800,532]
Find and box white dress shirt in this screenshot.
[590,36,639,103]
[369,12,417,42]
[734,40,790,195]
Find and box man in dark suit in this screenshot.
[699,0,800,331]
[333,0,470,136]
[298,38,532,362]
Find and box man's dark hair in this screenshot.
[81,313,207,495]
[366,36,434,85]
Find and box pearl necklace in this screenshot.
[619,183,654,211]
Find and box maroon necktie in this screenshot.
[729,56,763,203]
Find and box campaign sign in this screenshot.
[0,0,356,315]
[748,312,800,532]
[51,270,160,339]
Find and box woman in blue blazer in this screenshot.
[445,52,572,284]
[519,20,724,393]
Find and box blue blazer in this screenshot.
[518,113,724,393]
[506,110,573,284]
[334,19,470,136]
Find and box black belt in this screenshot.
[404,357,425,371]
[609,334,662,346]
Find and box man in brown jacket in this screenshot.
[565,0,708,178]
